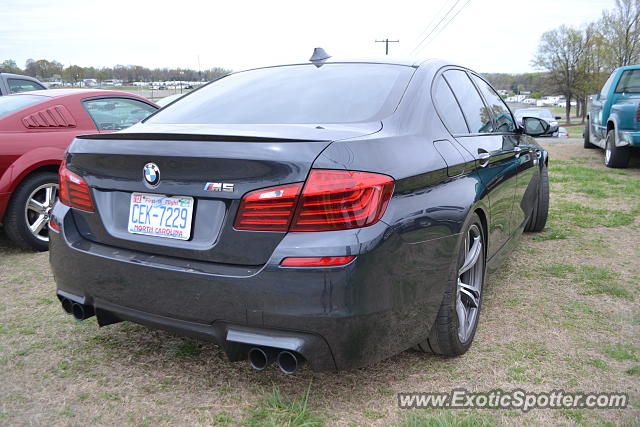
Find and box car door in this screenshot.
[591,71,616,141]
[81,97,157,132]
[470,73,537,233]
[440,69,519,260]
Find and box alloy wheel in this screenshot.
[456,224,484,343]
[24,183,58,243]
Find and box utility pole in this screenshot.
[375,38,399,55]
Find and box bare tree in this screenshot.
[533,25,592,123]
[599,0,640,68]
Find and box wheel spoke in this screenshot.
[456,297,467,340]
[28,199,46,214]
[459,236,481,276]
[459,287,480,308]
[29,215,47,234]
[45,186,57,206]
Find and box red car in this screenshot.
[0,89,158,250]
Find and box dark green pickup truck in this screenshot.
[585,65,640,168]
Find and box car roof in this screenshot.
[238,57,438,73]
[9,89,157,104]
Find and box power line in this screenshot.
[375,38,400,55]
[410,0,462,55]
[415,0,472,55]
[413,0,456,45]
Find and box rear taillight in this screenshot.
[234,170,394,232]
[290,170,394,232]
[636,105,640,122]
[58,160,95,212]
[234,182,303,231]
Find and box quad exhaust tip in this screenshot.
[60,297,94,321]
[248,347,305,374]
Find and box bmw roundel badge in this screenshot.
[143,163,160,186]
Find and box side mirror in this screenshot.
[522,117,551,137]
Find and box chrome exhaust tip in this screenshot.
[248,347,277,371]
[277,351,303,374]
[71,303,94,321]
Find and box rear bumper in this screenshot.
[49,203,459,371]
[618,130,640,147]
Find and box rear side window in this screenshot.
[82,98,157,130]
[0,94,47,119]
[147,63,415,124]
[8,78,46,93]
[471,75,516,133]
[433,76,469,134]
[614,69,640,93]
[443,70,492,133]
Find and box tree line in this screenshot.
[533,0,640,123]
[0,59,231,84]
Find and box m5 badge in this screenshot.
[204,182,234,192]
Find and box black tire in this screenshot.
[3,172,58,251]
[583,119,596,148]
[604,130,630,168]
[417,213,485,356]
[524,164,549,232]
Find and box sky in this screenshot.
[1,0,616,74]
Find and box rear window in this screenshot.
[147,63,414,124]
[0,94,47,119]
[614,69,640,93]
[8,78,46,93]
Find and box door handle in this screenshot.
[514,146,523,158]
[477,150,490,168]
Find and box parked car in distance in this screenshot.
[0,89,158,250]
[0,73,46,95]
[514,108,561,137]
[50,53,550,373]
[557,127,569,138]
[585,64,640,168]
[155,92,187,107]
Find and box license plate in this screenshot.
[127,193,194,240]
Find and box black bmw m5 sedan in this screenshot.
[49,52,551,373]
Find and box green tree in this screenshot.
[599,0,640,68]
[0,59,22,74]
[533,25,592,123]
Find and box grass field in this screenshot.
[0,142,638,425]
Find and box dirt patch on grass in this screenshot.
[0,141,638,425]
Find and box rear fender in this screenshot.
[0,146,64,194]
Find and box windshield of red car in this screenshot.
[147,63,415,124]
[0,94,48,119]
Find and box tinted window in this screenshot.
[8,78,45,93]
[614,69,640,93]
[443,70,492,133]
[471,75,516,133]
[0,94,47,119]
[148,64,415,124]
[433,76,468,134]
[83,98,156,130]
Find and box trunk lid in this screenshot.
[66,122,380,265]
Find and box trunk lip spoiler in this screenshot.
[76,133,330,143]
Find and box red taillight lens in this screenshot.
[290,170,394,232]
[281,256,356,267]
[234,182,303,231]
[636,105,640,122]
[234,170,394,232]
[58,160,95,212]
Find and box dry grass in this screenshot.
[0,141,639,426]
